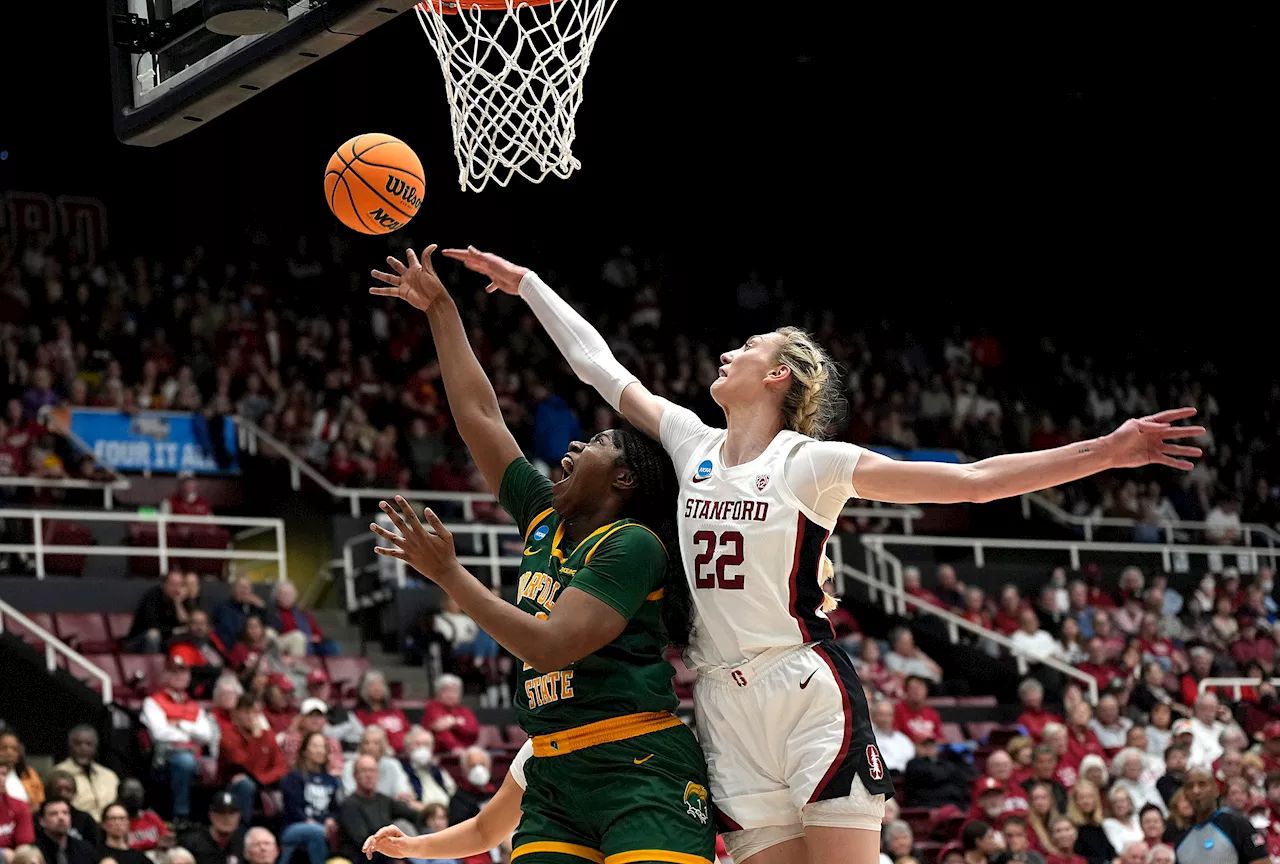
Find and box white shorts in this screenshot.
[693,641,891,837]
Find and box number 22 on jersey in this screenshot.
[692,530,745,589]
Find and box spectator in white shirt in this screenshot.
[1187,692,1231,767]
[1088,695,1133,752]
[139,655,215,827]
[870,701,915,773]
[1010,609,1063,664]
[1206,497,1242,545]
[341,725,411,801]
[885,628,942,684]
[1111,747,1166,815]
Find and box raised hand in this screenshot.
[362,824,408,860]
[371,246,445,312]
[441,245,529,296]
[371,496,457,580]
[1104,407,1206,471]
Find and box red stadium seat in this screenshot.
[985,725,1022,749]
[324,657,370,698]
[899,807,933,836]
[55,613,116,653]
[42,520,94,576]
[476,725,505,751]
[126,523,161,576]
[119,654,166,693]
[2,612,56,647]
[75,654,124,696]
[106,613,133,641]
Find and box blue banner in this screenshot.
[68,410,240,474]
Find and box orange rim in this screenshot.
[418,0,560,13]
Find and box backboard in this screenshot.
[107,0,418,146]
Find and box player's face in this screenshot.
[711,333,784,408]
[552,431,629,515]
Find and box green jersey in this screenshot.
[499,457,679,736]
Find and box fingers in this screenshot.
[1162,425,1206,439]
[369,523,407,547]
[374,546,407,559]
[371,269,401,286]
[379,499,412,535]
[1161,444,1203,458]
[422,507,451,539]
[405,248,420,269]
[485,282,497,293]
[385,256,407,276]
[421,244,439,274]
[1145,406,1197,423]
[394,495,425,529]
[369,287,401,297]
[1156,455,1195,471]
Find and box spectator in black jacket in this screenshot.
[177,792,244,864]
[125,570,191,654]
[1156,743,1188,805]
[446,748,495,828]
[336,756,422,864]
[39,773,96,848]
[903,737,973,810]
[33,800,96,864]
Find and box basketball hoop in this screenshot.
[415,0,619,192]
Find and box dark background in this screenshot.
[0,6,1268,338]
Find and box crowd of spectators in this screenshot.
[4,229,1280,539]
[861,561,1280,863]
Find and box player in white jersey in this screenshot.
[441,246,1205,864]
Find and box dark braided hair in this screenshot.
[612,426,694,649]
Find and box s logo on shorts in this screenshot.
[865,745,884,782]
[532,525,549,541]
[683,781,709,824]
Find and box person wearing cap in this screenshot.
[964,777,1009,844]
[903,735,972,810]
[1158,743,1190,806]
[177,792,245,864]
[139,654,214,828]
[167,609,229,697]
[279,699,343,776]
[1176,765,1269,864]
[303,669,364,748]
[279,731,341,864]
[217,695,287,827]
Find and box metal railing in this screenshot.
[858,534,1278,612]
[0,598,112,704]
[1022,491,1280,553]
[239,417,926,530]
[836,562,1099,704]
[1197,677,1280,701]
[0,508,288,580]
[0,476,132,510]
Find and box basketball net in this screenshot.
[415,0,619,193]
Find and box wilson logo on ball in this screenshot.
[385,177,422,210]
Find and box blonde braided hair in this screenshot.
[772,326,843,439]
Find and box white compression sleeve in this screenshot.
[518,271,639,411]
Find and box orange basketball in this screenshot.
[324,133,424,235]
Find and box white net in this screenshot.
[415,0,620,193]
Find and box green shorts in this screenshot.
[513,719,717,864]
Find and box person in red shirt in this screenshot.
[1064,702,1107,770]
[902,567,942,609]
[421,674,479,756]
[0,420,28,480]
[356,671,412,754]
[1091,610,1125,659]
[1077,637,1121,693]
[1017,678,1063,741]
[1083,564,1115,610]
[960,586,993,630]
[218,695,288,827]
[993,585,1028,636]
[1262,723,1280,775]
[981,749,1029,814]
[1179,647,1217,708]
[893,676,944,744]
[168,476,213,517]
[227,616,274,671]
[1136,614,1176,668]
[116,779,169,852]
[261,684,297,735]
[1232,616,1277,670]
[0,763,35,859]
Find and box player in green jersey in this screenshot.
[363,246,716,864]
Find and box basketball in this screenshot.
[324,133,424,235]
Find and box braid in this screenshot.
[773,326,844,439]
[613,426,694,649]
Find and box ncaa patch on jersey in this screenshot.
[692,460,713,482]
[532,525,549,541]
[755,474,770,491]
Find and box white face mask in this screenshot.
[468,765,490,787]
[1263,581,1273,594]
[1251,813,1270,830]
[410,747,433,768]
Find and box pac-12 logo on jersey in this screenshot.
[692,460,713,483]
[755,474,770,492]
[866,745,885,781]
[682,781,709,823]
[532,525,549,541]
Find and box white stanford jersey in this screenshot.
[660,406,863,673]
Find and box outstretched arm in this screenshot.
[371,247,520,495]
[442,246,670,440]
[362,770,522,860]
[851,408,1204,505]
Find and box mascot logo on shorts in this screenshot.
[865,745,885,782]
[682,782,709,824]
